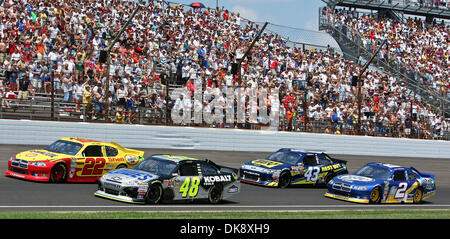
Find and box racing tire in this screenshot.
[369,187,382,204]
[278,171,291,188]
[324,173,335,185]
[50,163,67,183]
[413,188,424,204]
[116,164,127,169]
[208,185,222,204]
[145,183,163,204]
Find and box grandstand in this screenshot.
[319,0,449,139]
[321,0,450,22]
[0,0,448,140]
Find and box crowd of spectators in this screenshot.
[321,6,449,100]
[0,0,448,139]
[361,0,449,9]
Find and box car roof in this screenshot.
[277,148,324,155]
[59,137,103,144]
[150,154,200,163]
[367,162,407,170]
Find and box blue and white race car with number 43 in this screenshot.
[325,162,436,204]
[239,148,348,188]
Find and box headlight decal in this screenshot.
[29,161,47,167]
[352,185,368,191]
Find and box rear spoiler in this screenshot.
[323,153,347,165]
[204,159,238,174]
[411,167,435,180]
[110,142,145,158]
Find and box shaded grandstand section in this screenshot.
[318,2,449,121]
[322,0,450,22]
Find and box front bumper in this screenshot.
[5,161,51,182]
[94,190,145,204]
[95,179,147,204]
[238,170,279,187]
[324,181,371,203]
[324,191,370,204]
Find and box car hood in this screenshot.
[103,168,159,184]
[14,149,69,162]
[241,159,289,171]
[332,174,382,186]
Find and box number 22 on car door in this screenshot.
[81,158,106,176]
[79,145,106,177]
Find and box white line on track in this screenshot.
[1,205,450,209]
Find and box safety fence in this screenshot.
[1,92,448,140]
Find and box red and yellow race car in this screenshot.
[5,137,145,183]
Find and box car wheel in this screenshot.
[413,188,423,204]
[145,183,163,204]
[50,163,67,183]
[116,164,127,169]
[278,171,291,188]
[208,185,222,204]
[324,173,335,185]
[369,187,382,204]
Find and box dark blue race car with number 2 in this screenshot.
[325,162,436,204]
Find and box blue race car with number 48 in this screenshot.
[239,148,348,188]
[325,162,436,204]
[95,155,240,204]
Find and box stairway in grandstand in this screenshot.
[319,1,450,118]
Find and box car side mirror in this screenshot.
[172,173,179,177]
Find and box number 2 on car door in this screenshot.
[394,182,408,200]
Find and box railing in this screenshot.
[1,91,448,140]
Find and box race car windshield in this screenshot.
[134,157,177,177]
[354,165,391,180]
[44,140,83,155]
[266,152,300,165]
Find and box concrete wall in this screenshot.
[1,119,449,158]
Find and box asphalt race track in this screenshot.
[1,145,449,212]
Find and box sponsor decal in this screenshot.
[104,181,121,189]
[28,150,58,158]
[291,166,303,172]
[108,158,125,162]
[9,172,26,178]
[137,186,149,199]
[227,185,239,193]
[422,178,434,190]
[243,170,259,176]
[203,175,232,185]
[320,164,341,172]
[112,169,154,181]
[70,138,100,143]
[339,175,374,182]
[110,176,123,182]
[24,153,39,158]
[251,159,283,168]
